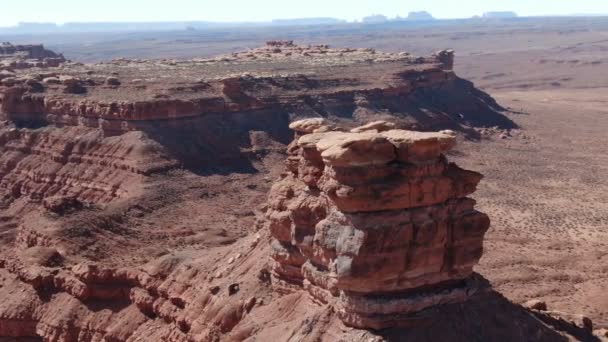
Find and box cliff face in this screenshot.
[0,43,61,59]
[0,42,512,133]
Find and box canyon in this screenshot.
[0,40,605,341]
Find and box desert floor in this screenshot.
[453,88,608,326]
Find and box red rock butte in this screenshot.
[265,118,490,329]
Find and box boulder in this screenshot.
[24,78,44,92]
[524,299,548,311]
[0,70,15,80]
[42,77,61,84]
[317,132,396,167]
[43,195,84,214]
[380,129,456,162]
[105,77,121,86]
[63,82,87,94]
[289,118,330,134]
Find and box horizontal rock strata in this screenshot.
[0,42,512,134]
[0,125,176,207]
[265,120,491,329]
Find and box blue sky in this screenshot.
[1,0,608,26]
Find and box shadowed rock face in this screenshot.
[265,120,491,329]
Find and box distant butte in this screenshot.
[406,11,435,21]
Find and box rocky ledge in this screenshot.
[264,119,491,329]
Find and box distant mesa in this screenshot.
[0,18,347,34]
[362,12,436,24]
[362,14,389,24]
[7,22,58,33]
[482,11,518,19]
[271,18,345,26]
[406,11,435,21]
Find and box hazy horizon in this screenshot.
[1,0,608,27]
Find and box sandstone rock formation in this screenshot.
[434,49,455,70]
[265,120,490,329]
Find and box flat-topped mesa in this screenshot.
[265,119,491,329]
[0,42,489,134]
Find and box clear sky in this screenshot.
[1,0,608,26]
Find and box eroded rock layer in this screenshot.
[0,123,176,207]
[265,120,491,329]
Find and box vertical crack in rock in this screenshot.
[264,119,491,329]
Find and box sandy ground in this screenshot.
[453,88,608,326]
